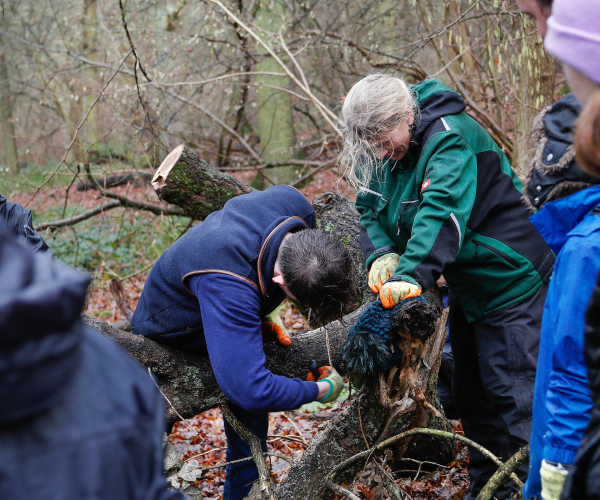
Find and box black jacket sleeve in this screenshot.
[0,195,51,255]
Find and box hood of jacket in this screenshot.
[410,79,466,145]
[0,223,90,424]
[530,184,600,255]
[523,94,599,211]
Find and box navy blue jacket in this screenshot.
[0,193,51,255]
[0,224,183,500]
[131,185,319,412]
[523,186,600,499]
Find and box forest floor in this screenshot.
[4,163,470,499]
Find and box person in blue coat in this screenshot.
[523,94,600,500]
[0,223,184,500]
[131,185,357,500]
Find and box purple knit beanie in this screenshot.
[544,0,600,85]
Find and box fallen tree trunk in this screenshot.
[85,309,361,429]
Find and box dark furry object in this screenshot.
[344,331,392,375]
[344,297,425,375]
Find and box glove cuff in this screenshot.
[317,379,334,403]
[385,274,420,287]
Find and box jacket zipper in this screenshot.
[472,239,519,267]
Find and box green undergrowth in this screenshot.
[47,210,191,275]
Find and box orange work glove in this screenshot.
[261,308,292,346]
[379,278,421,309]
[306,365,332,382]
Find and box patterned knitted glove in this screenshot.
[344,296,425,375]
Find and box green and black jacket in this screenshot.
[356,79,554,322]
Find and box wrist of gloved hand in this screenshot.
[368,253,401,293]
[379,275,421,309]
[540,459,570,500]
[261,308,292,346]
[307,366,344,403]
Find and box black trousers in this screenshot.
[449,283,547,499]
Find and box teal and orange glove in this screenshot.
[307,366,344,403]
[261,308,292,346]
[368,253,401,293]
[379,276,421,309]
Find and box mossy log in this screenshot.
[152,144,253,220]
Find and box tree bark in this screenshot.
[0,39,19,172]
[253,0,301,188]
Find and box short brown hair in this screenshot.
[575,89,600,177]
[279,229,357,325]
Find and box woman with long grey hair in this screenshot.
[339,74,554,498]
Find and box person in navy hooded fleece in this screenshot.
[131,185,357,500]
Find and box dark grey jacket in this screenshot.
[0,223,183,500]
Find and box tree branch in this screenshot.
[35,200,122,230]
[220,402,276,500]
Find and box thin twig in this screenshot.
[280,412,309,446]
[267,434,307,445]
[396,456,450,470]
[476,445,529,500]
[221,402,276,500]
[325,480,361,500]
[184,446,228,462]
[147,368,204,440]
[191,451,292,473]
[357,394,370,450]
[118,0,151,82]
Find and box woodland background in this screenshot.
[0,0,564,498]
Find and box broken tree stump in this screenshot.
[152,144,253,220]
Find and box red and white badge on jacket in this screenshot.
[421,179,431,191]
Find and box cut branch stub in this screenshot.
[152,144,254,220]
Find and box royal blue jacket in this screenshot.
[131,185,319,412]
[523,185,600,499]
